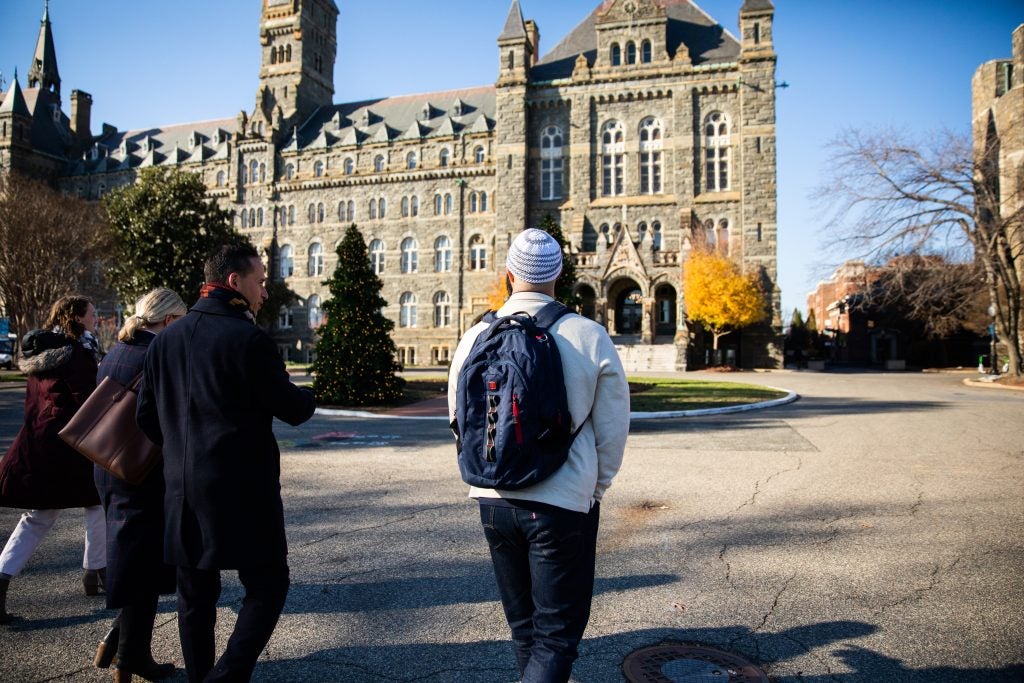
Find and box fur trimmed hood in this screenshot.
[18,344,73,375]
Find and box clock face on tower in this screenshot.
[624,1,638,14]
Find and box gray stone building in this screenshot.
[1,0,782,370]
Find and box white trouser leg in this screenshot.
[0,509,62,578]
[82,506,106,570]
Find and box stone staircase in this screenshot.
[612,340,680,372]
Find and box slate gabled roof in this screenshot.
[532,0,741,82]
[0,76,31,117]
[498,0,528,42]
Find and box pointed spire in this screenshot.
[498,0,527,42]
[28,0,61,96]
[0,72,31,117]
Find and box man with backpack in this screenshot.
[448,228,630,682]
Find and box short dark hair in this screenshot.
[204,244,260,284]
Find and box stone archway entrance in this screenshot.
[607,277,644,337]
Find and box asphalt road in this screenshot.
[0,370,1022,682]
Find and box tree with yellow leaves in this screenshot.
[485,273,510,311]
[683,250,766,354]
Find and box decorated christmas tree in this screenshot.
[537,212,580,309]
[312,224,404,405]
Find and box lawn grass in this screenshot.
[626,378,788,412]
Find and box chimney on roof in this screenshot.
[524,20,540,67]
[70,89,92,144]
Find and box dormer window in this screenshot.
[452,100,464,117]
[50,104,61,122]
[420,104,432,122]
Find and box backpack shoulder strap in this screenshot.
[532,301,573,330]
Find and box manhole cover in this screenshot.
[623,645,768,683]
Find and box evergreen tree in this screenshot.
[312,224,404,405]
[104,167,245,305]
[537,213,580,309]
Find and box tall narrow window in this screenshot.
[259,163,267,183]
[480,191,488,212]
[278,305,292,329]
[652,221,663,250]
[541,125,564,201]
[601,120,625,197]
[439,148,450,167]
[444,193,453,215]
[347,200,355,222]
[610,43,621,66]
[369,239,385,274]
[406,152,417,170]
[285,163,294,180]
[411,196,419,217]
[474,146,485,163]
[308,243,324,276]
[379,198,387,219]
[434,236,452,272]
[433,292,452,328]
[344,157,354,175]
[704,112,731,192]
[279,245,294,277]
[314,161,324,177]
[308,204,316,223]
[641,40,652,63]
[374,155,385,172]
[718,219,730,255]
[288,205,295,225]
[400,292,417,328]
[317,202,325,223]
[639,117,663,194]
[369,199,378,220]
[307,295,323,328]
[250,160,259,184]
[402,196,410,217]
[401,237,419,273]
[626,42,637,65]
[469,235,487,270]
[470,193,478,213]
[216,171,225,187]
[434,194,443,215]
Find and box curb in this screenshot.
[314,387,800,421]
[962,377,1024,392]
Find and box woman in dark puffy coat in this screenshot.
[0,295,104,623]
[92,288,186,682]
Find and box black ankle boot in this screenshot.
[83,568,106,596]
[0,578,12,624]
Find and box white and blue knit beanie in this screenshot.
[506,228,563,284]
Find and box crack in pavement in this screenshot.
[294,503,456,550]
[875,556,962,615]
[735,454,804,512]
[754,573,797,633]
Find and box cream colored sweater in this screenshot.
[447,292,630,513]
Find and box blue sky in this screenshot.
[1,0,1021,320]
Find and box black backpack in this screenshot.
[452,301,585,490]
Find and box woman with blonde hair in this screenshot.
[0,295,104,621]
[92,288,186,682]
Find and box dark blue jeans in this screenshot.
[479,501,600,683]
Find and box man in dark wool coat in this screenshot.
[138,244,316,682]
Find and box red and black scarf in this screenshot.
[200,283,255,322]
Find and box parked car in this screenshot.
[0,339,12,370]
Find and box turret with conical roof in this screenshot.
[27,0,61,98]
[1,72,34,157]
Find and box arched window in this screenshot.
[279,244,294,277]
[374,154,385,172]
[411,196,419,217]
[271,48,278,65]
[249,210,257,228]
[307,295,322,328]
[718,218,730,255]
[600,223,611,245]
[601,120,625,196]
[343,157,354,175]
[479,191,488,212]
[288,205,295,225]
[406,151,417,170]
[401,237,418,273]
[652,221,663,250]
[285,163,294,180]
[469,235,487,270]
[257,208,264,227]
[369,239,385,274]
[286,44,292,62]
[639,117,663,194]
[434,236,452,272]
[308,203,316,223]
[474,146,485,163]
[704,112,730,192]
[216,171,225,187]
[317,202,325,223]
[434,194,443,216]
[241,166,248,185]
[641,40,652,63]
[402,196,410,218]
[314,160,324,177]
[439,148,450,167]
[444,193,453,215]
[378,197,387,219]
[278,305,292,329]
[637,222,648,242]
[308,242,324,276]
[541,125,564,201]
[626,41,637,65]
[369,199,378,220]
[470,193,478,213]
[347,200,355,222]
[433,292,452,328]
[400,292,417,328]
[610,43,621,66]
[250,160,259,184]
[260,163,267,183]
[240,209,248,227]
